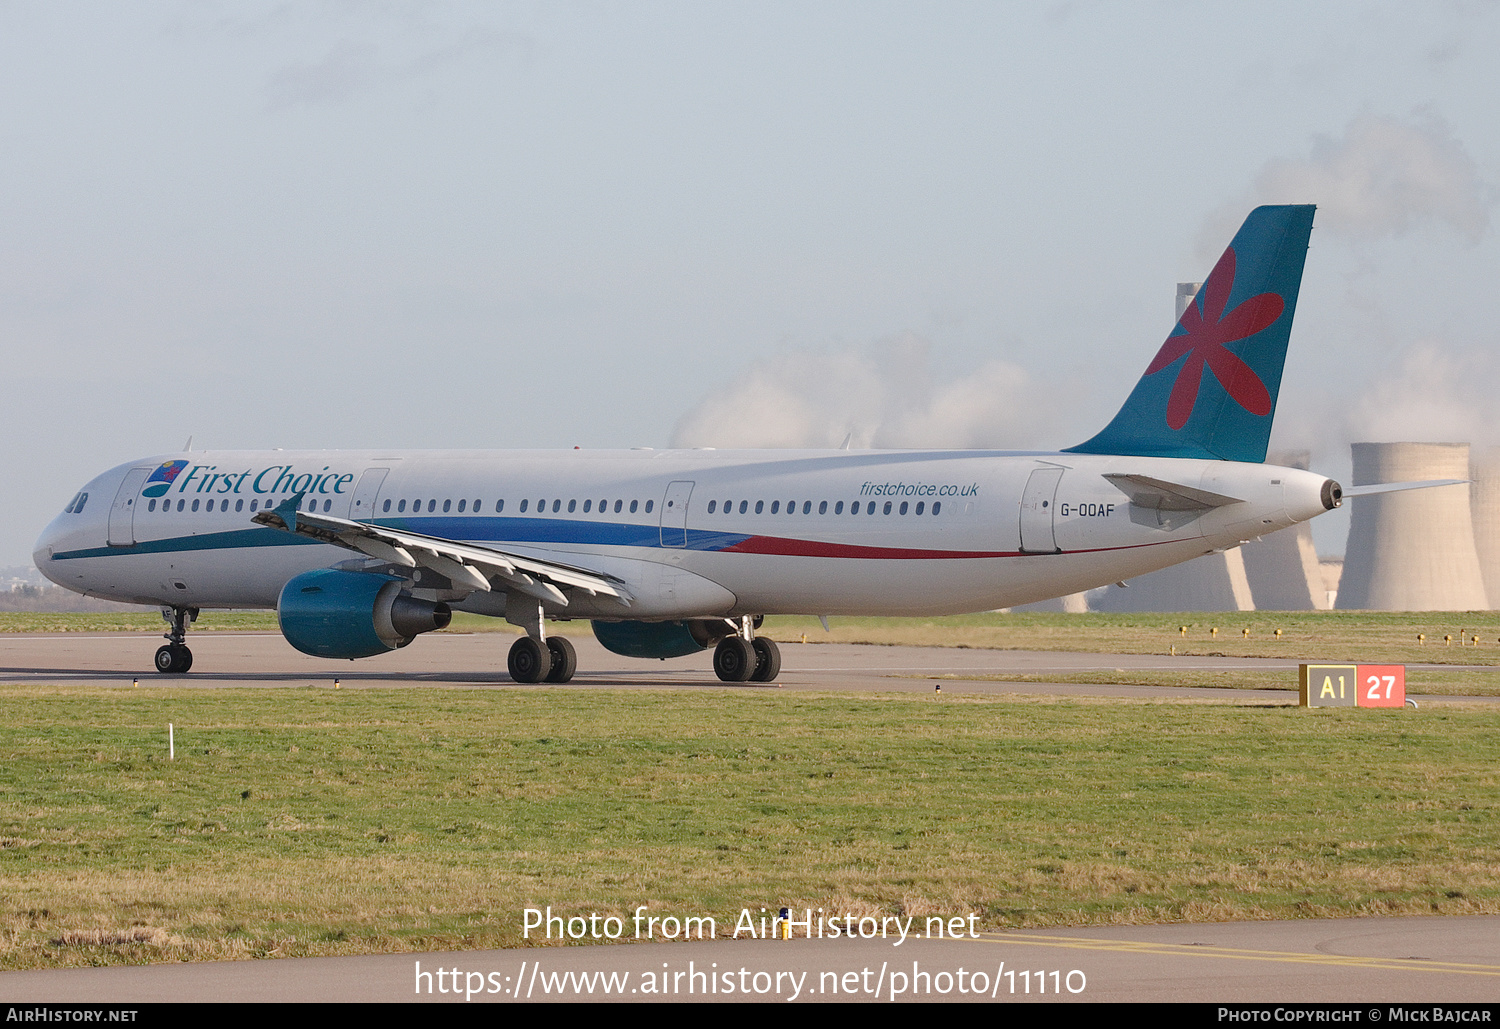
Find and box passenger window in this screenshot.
[584,499,592,513]
[819,501,827,514]
[738,500,747,514]
[383,500,391,513]
[443,499,452,513]
[251,500,259,512]
[398,500,406,513]
[867,502,876,515]
[899,501,908,515]
[473,499,480,510]
[770,501,779,514]
[645,500,653,513]
[552,499,561,513]
[458,499,466,513]
[803,501,811,514]
[568,499,576,513]
[236,499,244,512]
[191,499,200,512]
[835,501,844,514]
[916,501,924,515]
[630,500,638,513]
[496,499,504,512]
[883,501,892,515]
[520,499,529,513]
[428,500,436,513]
[614,500,623,513]
[755,501,764,514]
[933,501,942,515]
[177,499,185,512]
[707,500,716,513]
[323,499,332,512]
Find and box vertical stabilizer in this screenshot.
[1067,205,1315,463]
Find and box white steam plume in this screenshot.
[1344,340,1500,446]
[1199,111,1492,260]
[670,335,1057,450]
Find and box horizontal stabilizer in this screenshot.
[1104,473,1243,511]
[1342,479,1467,498]
[253,496,633,606]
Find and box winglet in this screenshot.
[266,492,307,533]
[1067,205,1316,463]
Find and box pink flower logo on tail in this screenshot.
[1145,247,1284,430]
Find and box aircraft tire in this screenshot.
[544,637,577,683]
[713,637,755,682]
[750,637,781,682]
[508,636,553,684]
[154,645,192,674]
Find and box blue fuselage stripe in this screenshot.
[52,517,754,560]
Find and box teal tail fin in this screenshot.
[1066,205,1315,463]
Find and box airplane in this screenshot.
[35,204,1394,684]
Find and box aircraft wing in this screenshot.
[252,495,633,608]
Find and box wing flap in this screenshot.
[252,496,634,606]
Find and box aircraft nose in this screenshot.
[32,526,63,586]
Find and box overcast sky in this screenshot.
[5,1,1499,565]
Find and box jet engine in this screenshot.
[277,569,451,659]
[591,619,732,659]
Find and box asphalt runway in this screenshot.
[4,916,1500,1003]
[2,628,1496,703]
[3,630,1497,1004]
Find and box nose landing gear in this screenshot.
[154,606,198,674]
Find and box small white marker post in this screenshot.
[169,723,174,761]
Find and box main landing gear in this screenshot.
[504,598,576,684]
[154,606,198,674]
[713,617,780,683]
[507,634,577,684]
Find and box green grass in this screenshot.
[763,611,1500,665]
[3,684,1498,968]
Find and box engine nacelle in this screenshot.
[278,569,451,659]
[592,619,732,659]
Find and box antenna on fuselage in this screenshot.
[182,436,193,452]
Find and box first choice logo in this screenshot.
[1056,502,1115,517]
[141,460,189,498]
[162,464,356,497]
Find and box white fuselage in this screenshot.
[34,448,1335,621]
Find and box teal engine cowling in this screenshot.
[278,569,452,659]
[591,619,731,659]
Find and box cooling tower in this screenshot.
[1240,450,1327,610]
[1089,549,1256,613]
[1470,447,1500,606]
[1335,442,1488,611]
[1011,592,1090,613]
